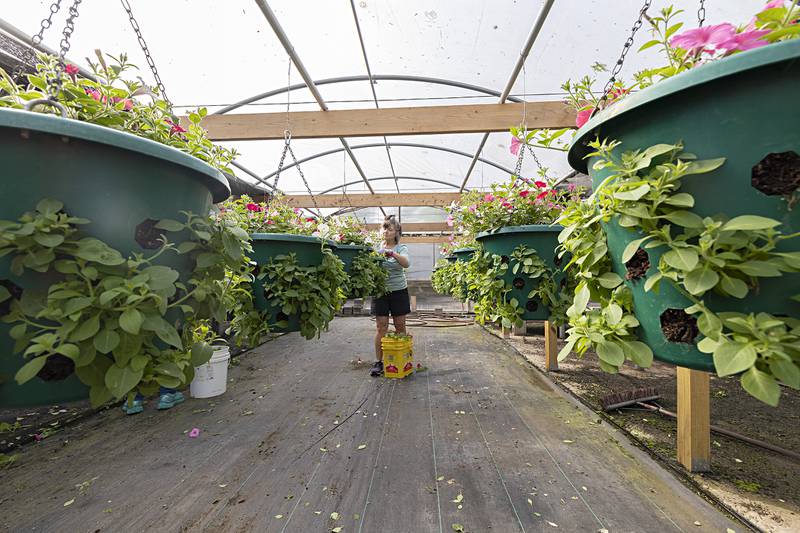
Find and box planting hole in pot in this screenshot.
[512,277,526,289]
[660,308,699,344]
[276,311,290,322]
[751,151,800,196]
[500,255,510,265]
[625,248,650,281]
[554,255,563,267]
[37,354,75,382]
[525,299,538,312]
[135,218,165,250]
[0,279,23,316]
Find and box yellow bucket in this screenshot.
[381,335,413,379]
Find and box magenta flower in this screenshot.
[567,183,577,192]
[484,193,495,202]
[267,220,275,225]
[763,0,786,9]
[166,119,187,135]
[64,63,79,82]
[534,180,547,189]
[669,23,736,52]
[84,87,102,101]
[575,108,592,128]
[188,427,201,438]
[510,135,523,156]
[536,190,549,200]
[468,204,477,213]
[718,29,771,52]
[519,190,530,198]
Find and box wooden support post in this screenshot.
[503,327,511,338]
[410,295,417,312]
[677,367,711,472]
[544,320,558,371]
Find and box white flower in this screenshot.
[317,223,330,234]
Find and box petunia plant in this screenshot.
[217,194,316,235]
[0,52,238,174]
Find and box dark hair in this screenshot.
[382,215,402,244]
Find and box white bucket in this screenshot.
[190,346,230,399]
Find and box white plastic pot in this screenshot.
[190,346,230,399]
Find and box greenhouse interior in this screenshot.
[1,0,799,531]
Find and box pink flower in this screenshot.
[246,203,262,212]
[306,217,316,223]
[112,96,134,111]
[763,0,786,9]
[575,108,592,128]
[84,87,102,101]
[34,433,43,442]
[65,63,79,81]
[484,193,495,202]
[717,29,771,52]
[536,190,549,200]
[519,190,530,198]
[567,184,577,192]
[166,119,187,135]
[293,208,302,214]
[188,428,201,438]
[669,23,736,52]
[267,220,275,225]
[534,181,547,189]
[510,135,523,156]
[468,204,477,213]
[446,215,455,227]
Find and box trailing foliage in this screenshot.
[557,140,800,405]
[345,251,388,299]
[259,248,348,340]
[218,194,316,235]
[0,199,261,407]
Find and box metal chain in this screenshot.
[43,0,81,102]
[697,0,707,27]
[119,0,173,109]
[592,0,652,117]
[290,144,321,212]
[32,0,64,45]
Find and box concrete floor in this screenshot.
[0,318,744,532]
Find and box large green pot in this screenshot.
[476,225,563,320]
[0,108,230,407]
[568,40,800,371]
[452,248,476,302]
[250,233,327,333]
[332,243,372,275]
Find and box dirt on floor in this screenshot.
[485,323,800,533]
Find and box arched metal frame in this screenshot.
[260,142,515,183]
[213,74,523,115]
[319,176,461,195]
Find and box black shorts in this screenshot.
[372,288,411,317]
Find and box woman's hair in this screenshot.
[382,215,402,244]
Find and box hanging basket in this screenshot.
[250,233,328,333]
[452,247,476,262]
[331,243,372,275]
[476,225,563,320]
[0,109,231,407]
[568,40,800,371]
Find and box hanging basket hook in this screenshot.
[284,129,292,145]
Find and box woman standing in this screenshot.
[371,215,411,377]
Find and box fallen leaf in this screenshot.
[436,476,445,481]
[447,479,456,485]
[734,458,742,463]
[331,512,340,520]
[315,511,322,515]
[547,521,558,528]
[218,484,227,488]
[457,504,462,510]
[63,499,75,507]
[452,493,463,504]
[242,410,254,416]
[581,486,587,492]
[320,447,328,452]
[332,528,342,533]
[534,512,541,517]
[726,529,736,533]
[274,515,284,519]
[353,514,360,520]
[527,498,533,506]
[357,444,367,450]
[598,529,609,533]
[452,525,464,533]
[562,440,574,444]
[693,521,702,527]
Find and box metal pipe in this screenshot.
[212,74,523,115]
[260,142,516,182]
[317,176,464,196]
[0,17,96,81]
[459,0,556,191]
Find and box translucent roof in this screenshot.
[8,1,764,223]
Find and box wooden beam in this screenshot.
[365,222,451,232]
[282,192,461,208]
[190,101,573,141]
[400,236,451,244]
[544,320,559,371]
[677,367,710,472]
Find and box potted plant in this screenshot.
[218,196,347,339]
[555,2,800,405]
[0,53,239,407]
[448,176,582,328]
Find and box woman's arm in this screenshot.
[387,247,410,268]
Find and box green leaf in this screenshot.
[740,367,780,407]
[154,219,185,232]
[104,364,143,399]
[9,323,27,340]
[119,308,143,335]
[33,233,65,247]
[614,184,650,201]
[71,314,100,342]
[638,39,661,52]
[696,312,722,339]
[15,356,47,384]
[572,284,590,315]
[54,343,80,359]
[603,303,623,326]
[597,272,623,289]
[643,272,662,293]
[734,261,783,278]
[73,238,125,265]
[64,297,93,316]
[113,333,142,367]
[156,361,184,379]
[713,341,757,377]
[622,236,651,263]
[684,157,725,175]
[596,341,625,367]
[683,268,719,295]
[719,275,748,298]
[557,338,577,362]
[89,385,113,408]
[663,192,694,208]
[155,323,183,349]
[36,198,63,216]
[722,215,781,232]
[624,341,653,367]
[142,266,180,291]
[770,359,800,390]
[196,252,219,269]
[94,329,121,354]
[662,210,704,228]
[662,248,698,271]
[191,342,214,366]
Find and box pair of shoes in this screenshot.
[157,391,186,410]
[370,361,384,377]
[121,399,144,415]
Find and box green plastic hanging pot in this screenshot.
[331,243,372,275]
[568,40,800,371]
[250,233,328,333]
[476,225,564,320]
[452,248,476,302]
[0,108,230,407]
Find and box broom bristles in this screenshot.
[600,387,660,411]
